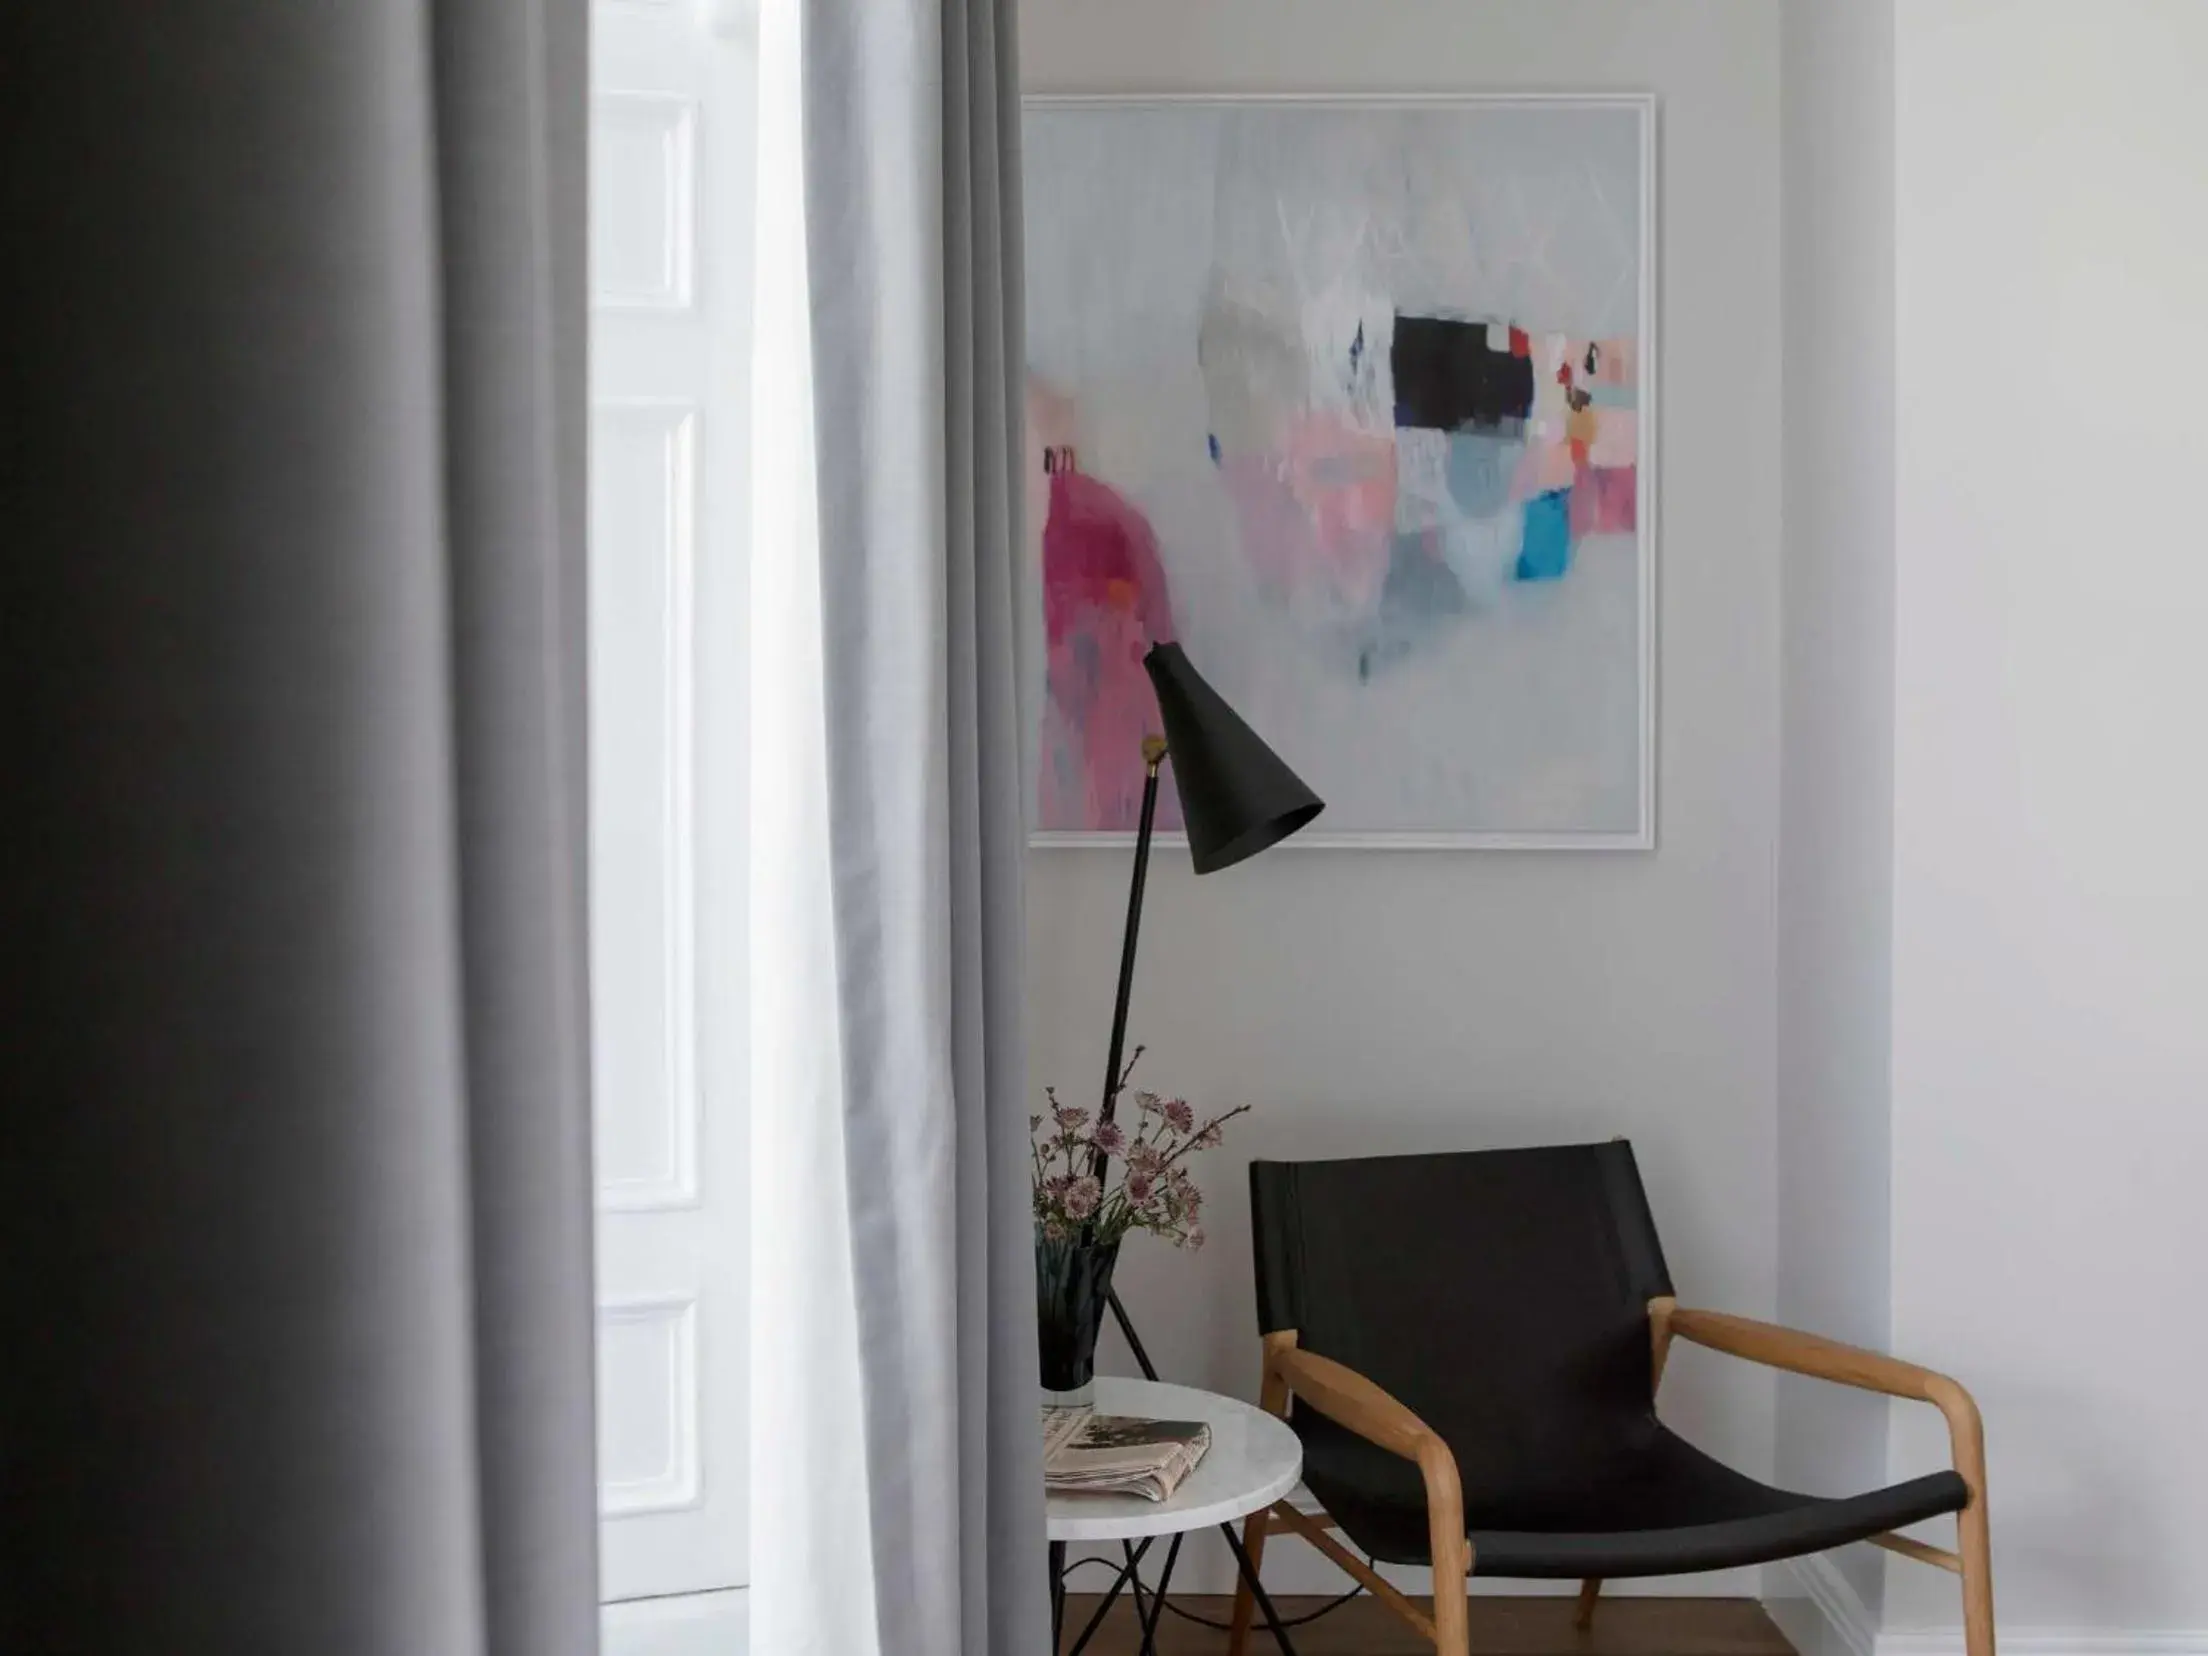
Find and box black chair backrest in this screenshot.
[1250,1142,1674,1475]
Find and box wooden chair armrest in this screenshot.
[1265,1339,1472,1598]
[1665,1306,1987,1499]
[1668,1306,1944,1400]
[1269,1345,1438,1462]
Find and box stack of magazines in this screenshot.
[1042,1409,1212,1503]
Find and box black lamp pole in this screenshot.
[1092,735,1165,1152]
[1090,643,1325,1381]
[1093,742,1164,1377]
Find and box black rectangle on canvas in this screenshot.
[1390,313,1536,432]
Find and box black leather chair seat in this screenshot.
[1296,1408,1970,1578]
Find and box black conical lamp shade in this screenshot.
[1144,642,1324,874]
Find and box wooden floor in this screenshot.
[1060,1594,1796,1656]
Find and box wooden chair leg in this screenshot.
[1226,1505,1270,1656]
[1935,1376,1995,1656]
[1575,1577,1602,1629]
[1959,1494,1995,1656]
[1429,1539,1470,1656]
[1422,1489,1470,1656]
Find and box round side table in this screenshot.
[1046,1376,1304,1656]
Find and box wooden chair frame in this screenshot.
[1226,1301,1994,1656]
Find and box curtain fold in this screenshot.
[1,3,600,1652]
[751,0,1047,1652]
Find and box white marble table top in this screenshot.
[1044,1376,1303,1542]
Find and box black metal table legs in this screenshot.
[1047,1522,1298,1655]
[1221,1516,1300,1654]
[1049,1540,1067,1650]
[1121,1534,1181,1655]
[1051,1535,1163,1656]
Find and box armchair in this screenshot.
[1226,1142,1994,1656]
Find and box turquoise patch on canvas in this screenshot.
[1515,489,1574,581]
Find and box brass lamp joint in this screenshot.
[1141,734,1168,773]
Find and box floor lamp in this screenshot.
[1091,641,1325,1379]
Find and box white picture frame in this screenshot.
[1022,92,1658,852]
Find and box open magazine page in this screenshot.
[1042,1411,1212,1502]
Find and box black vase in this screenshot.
[1035,1232,1120,1407]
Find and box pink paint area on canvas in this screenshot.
[1216,415,1396,619]
[1038,468,1182,832]
[1286,412,1397,577]
[1569,463,1637,535]
[1042,468,1174,647]
[1589,408,1638,470]
[1588,336,1637,387]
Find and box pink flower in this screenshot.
[1127,1141,1165,1175]
[1092,1120,1127,1157]
[1053,1103,1089,1131]
[1063,1178,1101,1221]
[1134,1090,1163,1117]
[1194,1121,1225,1150]
[1161,1097,1195,1134]
[1126,1171,1154,1205]
[1185,1225,1206,1252]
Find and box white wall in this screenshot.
[1887,0,2208,1634]
[1774,0,1898,1622]
[1015,0,2208,1632]
[1020,0,1784,1597]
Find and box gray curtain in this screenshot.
[748,0,1046,1652]
[1,4,600,1654]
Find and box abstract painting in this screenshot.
[1023,96,1655,846]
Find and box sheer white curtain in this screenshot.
[749,3,1045,1654]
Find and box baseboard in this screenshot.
[1764,1558,2208,1656]
[602,1588,748,1656]
[1881,1638,2208,1656]
[1766,1555,1877,1656]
